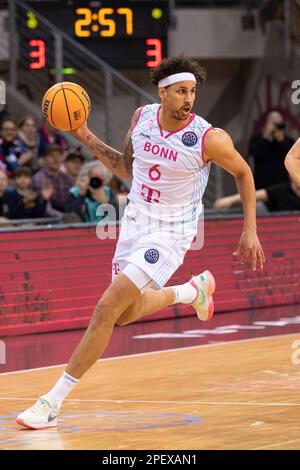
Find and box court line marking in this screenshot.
[1,397,300,407]
[253,438,300,450]
[1,331,299,376]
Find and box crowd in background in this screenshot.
[0,109,299,226]
[214,110,300,213]
[0,115,128,225]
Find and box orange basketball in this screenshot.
[41,82,91,131]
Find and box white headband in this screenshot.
[158,72,196,88]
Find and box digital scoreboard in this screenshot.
[21,0,169,69]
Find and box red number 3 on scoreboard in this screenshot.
[146,38,162,68]
[29,39,46,69]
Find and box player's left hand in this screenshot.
[233,231,265,271]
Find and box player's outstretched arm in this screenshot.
[204,128,265,270]
[285,138,300,187]
[71,108,141,180]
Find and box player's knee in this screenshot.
[91,297,119,328]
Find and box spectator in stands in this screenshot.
[259,0,282,33]
[291,0,300,43]
[248,110,294,189]
[0,169,9,220]
[32,145,73,217]
[63,147,85,184]
[0,118,30,176]
[38,119,69,158]
[3,167,52,219]
[17,115,41,173]
[66,160,118,222]
[214,179,300,213]
[0,157,6,173]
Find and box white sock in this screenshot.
[172,281,197,304]
[46,371,79,409]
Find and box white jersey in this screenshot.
[128,103,212,220]
[113,104,213,288]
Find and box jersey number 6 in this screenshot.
[149,164,161,181]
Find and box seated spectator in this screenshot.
[248,111,294,189]
[17,115,41,173]
[0,118,30,176]
[3,167,52,219]
[0,169,9,219]
[62,147,85,183]
[32,145,73,217]
[38,120,69,158]
[66,160,118,222]
[214,180,300,212]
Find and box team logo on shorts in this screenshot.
[182,131,198,147]
[144,249,159,264]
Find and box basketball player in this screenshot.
[285,138,300,187]
[16,56,265,429]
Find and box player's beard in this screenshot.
[172,106,191,121]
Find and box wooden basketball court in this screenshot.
[1,332,300,450]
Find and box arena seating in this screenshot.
[0,214,299,337]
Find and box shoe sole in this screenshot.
[16,417,57,430]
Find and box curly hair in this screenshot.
[150,56,206,86]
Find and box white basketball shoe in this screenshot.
[16,395,59,430]
[189,270,216,321]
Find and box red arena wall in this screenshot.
[0,214,299,337]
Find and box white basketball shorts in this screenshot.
[111,200,199,292]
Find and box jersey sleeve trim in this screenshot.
[131,106,144,132]
[201,126,214,163]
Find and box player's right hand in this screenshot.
[233,231,265,271]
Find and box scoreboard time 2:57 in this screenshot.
[22,0,169,69]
